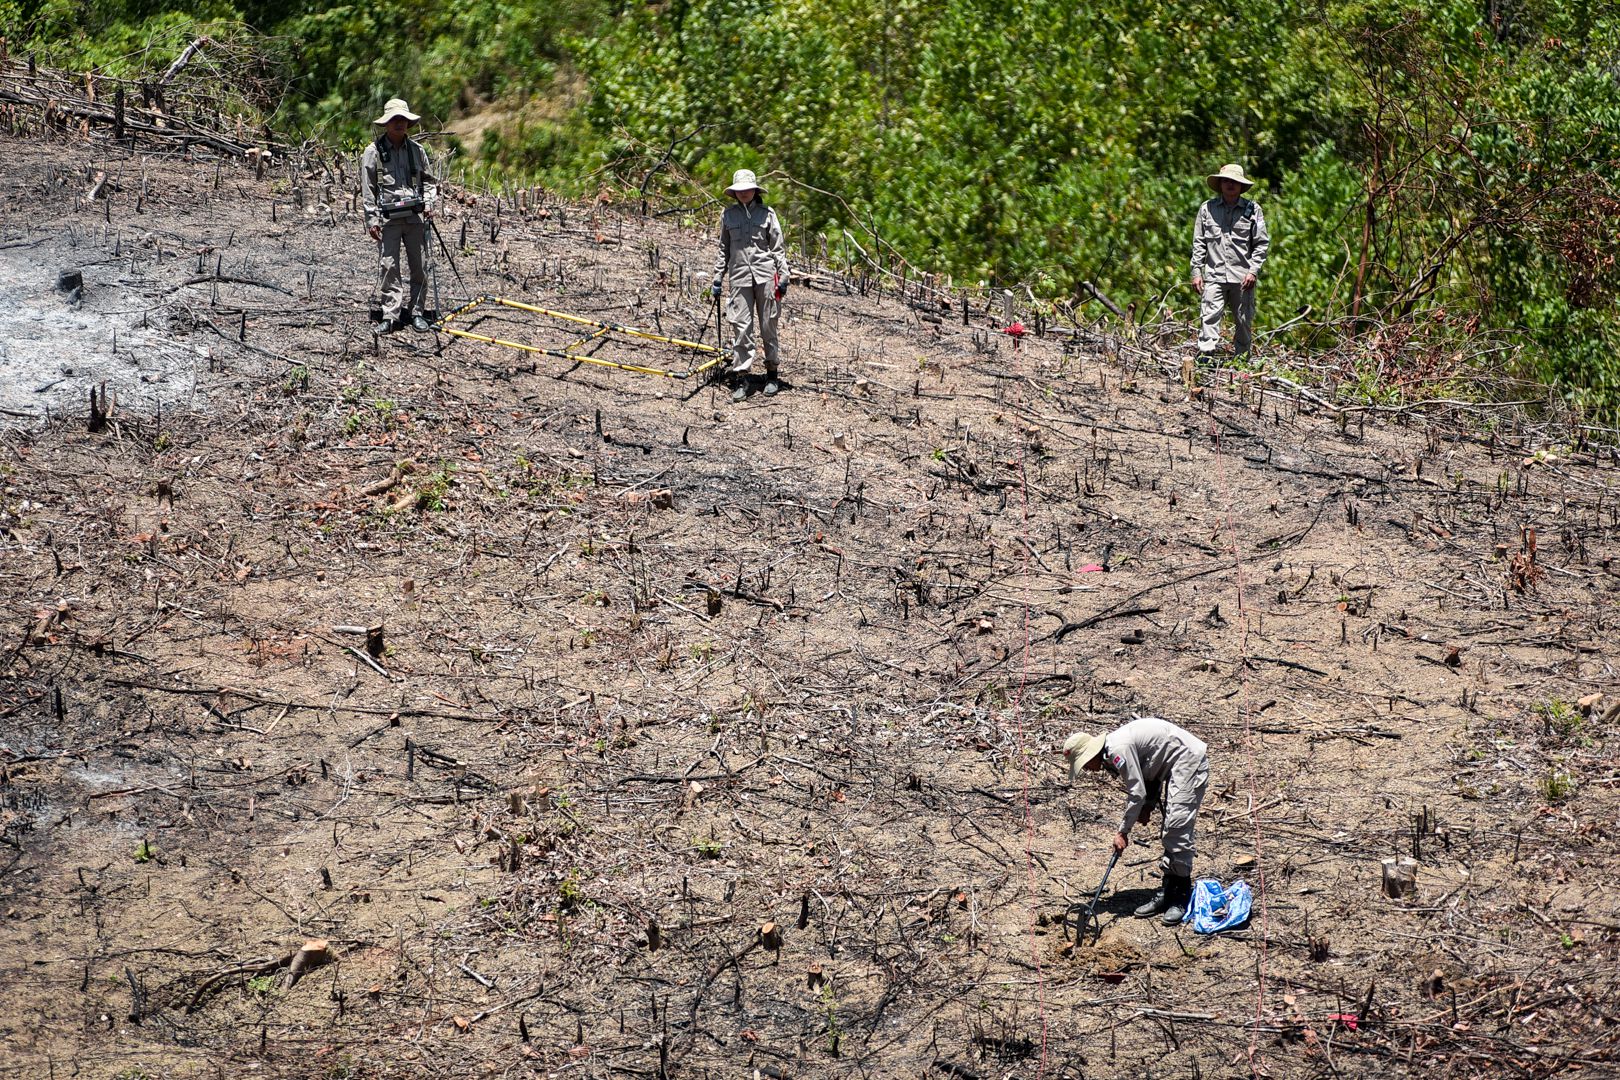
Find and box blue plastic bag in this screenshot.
[1183,879,1252,933]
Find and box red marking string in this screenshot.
[1011,375,1050,1074]
[1209,410,1271,1075]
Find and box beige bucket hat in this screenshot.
[374,98,421,125]
[1207,163,1255,192]
[1063,731,1108,781]
[724,168,766,194]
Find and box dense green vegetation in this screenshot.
[8,0,1619,418]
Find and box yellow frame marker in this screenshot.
[436,295,725,380]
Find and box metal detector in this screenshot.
[427,220,468,315]
[1064,848,1120,945]
[368,234,385,325]
[424,220,442,326]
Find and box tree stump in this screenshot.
[1381,857,1417,899]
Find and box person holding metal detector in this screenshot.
[363,98,438,335]
[1065,717,1210,925]
[710,169,789,402]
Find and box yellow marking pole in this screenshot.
[563,326,615,353]
[433,295,724,378]
[441,325,722,379]
[486,297,722,354]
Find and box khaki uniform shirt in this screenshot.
[1101,717,1209,837]
[1190,197,1269,284]
[362,136,438,229]
[712,200,789,288]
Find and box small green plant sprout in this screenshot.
[133,838,157,863]
[1536,699,1582,738]
[246,974,277,995]
[1539,768,1575,803]
[557,872,583,913]
[821,983,841,1056]
[691,835,723,859]
[415,464,454,512]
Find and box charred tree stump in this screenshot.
[88,383,109,433]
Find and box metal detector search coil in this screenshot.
[436,295,726,380]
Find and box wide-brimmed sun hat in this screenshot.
[1207,163,1255,191]
[374,98,421,125]
[725,168,766,194]
[1063,731,1108,781]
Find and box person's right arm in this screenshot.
[711,210,731,294]
[1116,749,1149,841]
[1190,203,1207,293]
[362,145,381,239]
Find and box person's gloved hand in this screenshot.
[775,282,788,300]
[710,282,723,297]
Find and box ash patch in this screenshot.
[0,237,205,426]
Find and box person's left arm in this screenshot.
[417,142,438,220]
[768,208,789,297]
[1247,202,1270,282]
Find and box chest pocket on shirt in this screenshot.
[742,214,774,248]
[1230,214,1254,242]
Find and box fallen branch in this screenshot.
[1054,606,1161,642]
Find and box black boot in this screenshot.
[1133,883,1167,918]
[1160,874,1193,926]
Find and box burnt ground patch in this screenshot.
[2,130,1619,1079]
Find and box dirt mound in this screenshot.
[2,130,1619,1080]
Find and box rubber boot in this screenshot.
[1133,883,1167,919]
[1160,874,1193,926]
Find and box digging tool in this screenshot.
[1066,848,1121,945]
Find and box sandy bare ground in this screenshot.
[1,129,1619,1080]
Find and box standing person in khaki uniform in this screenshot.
[362,98,438,334]
[710,169,789,402]
[1191,164,1269,361]
[1065,717,1211,925]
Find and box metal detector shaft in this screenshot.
[369,232,385,323]
[1074,848,1121,943]
[428,221,467,295]
[427,221,442,323]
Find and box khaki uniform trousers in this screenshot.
[1198,280,1255,358]
[379,221,428,324]
[726,282,781,375]
[1155,753,1210,876]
